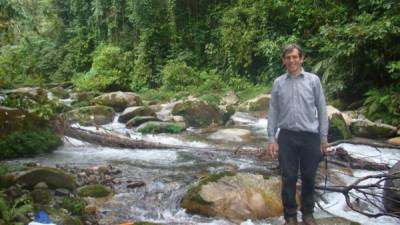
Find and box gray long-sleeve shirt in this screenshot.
[267,70,328,144]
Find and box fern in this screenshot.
[0,192,33,225]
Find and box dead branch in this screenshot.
[327,147,390,170]
[316,173,400,219]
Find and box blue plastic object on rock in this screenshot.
[34,210,52,223]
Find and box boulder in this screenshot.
[238,94,270,112]
[327,105,352,142]
[172,99,222,128]
[12,167,76,191]
[49,86,70,99]
[182,173,285,221]
[64,105,115,126]
[118,106,156,123]
[5,87,48,102]
[383,161,400,215]
[221,91,239,106]
[78,184,112,198]
[387,137,400,145]
[0,106,29,136]
[126,116,160,128]
[137,121,186,134]
[92,91,143,112]
[208,128,252,143]
[350,119,397,139]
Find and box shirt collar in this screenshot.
[285,68,305,79]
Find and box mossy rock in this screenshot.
[92,91,143,112]
[64,105,115,126]
[118,106,156,123]
[182,173,286,220]
[238,94,270,111]
[45,207,83,225]
[13,167,76,191]
[31,188,52,205]
[137,121,186,134]
[78,184,112,198]
[49,86,69,99]
[181,172,235,216]
[328,113,352,142]
[172,100,222,128]
[350,119,397,139]
[126,116,160,128]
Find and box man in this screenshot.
[267,44,328,225]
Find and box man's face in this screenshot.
[283,48,304,75]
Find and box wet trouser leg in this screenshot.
[278,129,322,219]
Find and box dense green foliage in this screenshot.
[0,0,399,123]
[0,128,62,159]
[0,192,32,225]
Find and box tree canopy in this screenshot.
[0,0,399,124]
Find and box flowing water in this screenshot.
[6,112,400,225]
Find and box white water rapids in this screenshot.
[6,112,400,225]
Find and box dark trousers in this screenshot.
[278,129,322,219]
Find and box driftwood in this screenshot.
[327,147,390,170]
[330,138,400,149]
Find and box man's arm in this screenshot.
[314,76,329,153]
[267,79,279,160]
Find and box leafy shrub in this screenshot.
[0,192,33,225]
[0,128,62,160]
[363,84,400,125]
[162,61,200,92]
[61,197,85,216]
[73,44,131,92]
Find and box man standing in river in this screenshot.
[266,44,329,225]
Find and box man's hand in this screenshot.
[267,143,279,160]
[320,143,329,155]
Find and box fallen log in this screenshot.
[327,147,390,170]
[330,138,400,149]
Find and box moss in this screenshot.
[0,128,62,160]
[61,197,86,216]
[78,184,111,198]
[137,122,185,134]
[134,222,163,225]
[328,113,351,142]
[350,222,361,225]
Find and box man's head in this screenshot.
[282,44,304,76]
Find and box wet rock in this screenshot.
[118,106,156,123]
[5,87,48,102]
[78,184,112,198]
[350,119,397,139]
[126,116,160,127]
[49,86,70,99]
[238,94,270,112]
[12,167,76,191]
[383,160,400,215]
[387,137,400,145]
[221,91,239,106]
[55,188,71,196]
[172,99,222,128]
[327,105,352,142]
[137,121,186,134]
[127,181,145,189]
[31,187,52,205]
[182,172,285,221]
[92,91,143,112]
[208,128,252,143]
[64,105,115,126]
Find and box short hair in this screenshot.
[282,44,303,58]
